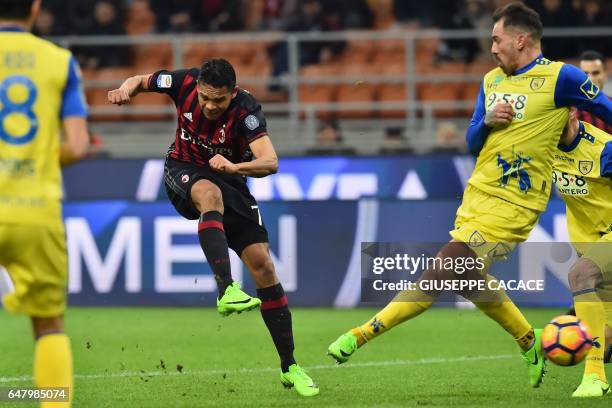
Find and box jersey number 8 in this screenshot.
[0,75,38,145]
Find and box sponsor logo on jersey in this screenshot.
[157,74,172,88]
[552,169,589,195]
[183,112,192,122]
[554,154,574,163]
[180,128,233,156]
[497,150,532,193]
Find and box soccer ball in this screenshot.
[541,315,593,366]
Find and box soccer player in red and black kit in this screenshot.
[577,50,611,133]
[108,59,319,397]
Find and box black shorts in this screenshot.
[164,157,269,255]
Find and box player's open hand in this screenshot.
[107,88,131,105]
[209,154,238,174]
[485,102,514,127]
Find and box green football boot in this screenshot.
[521,328,547,388]
[216,282,261,316]
[572,374,610,397]
[280,364,319,397]
[327,332,358,364]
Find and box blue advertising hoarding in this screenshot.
[63,155,476,201]
[60,198,573,308]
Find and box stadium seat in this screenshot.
[341,40,375,65]
[460,82,482,115]
[377,84,411,118]
[416,61,467,75]
[183,42,218,69]
[129,91,174,121]
[372,49,406,68]
[298,65,338,119]
[86,68,134,121]
[416,31,442,64]
[217,42,256,65]
[132,42,173,71]
[235,62,272,99]
[418,82,463,118]
[336,83,377,118]
[466,60,497,75]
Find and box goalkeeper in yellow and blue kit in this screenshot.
[0,1,89,406]
[553,108,612,397]
[328,2,612,389]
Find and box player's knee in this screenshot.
[31,316,64,339]
[191,181,223,213]
[568,258,602,292]
[251,256,275,277]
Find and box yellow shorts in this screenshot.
[0,224,68,317]
[574,232,612,280]
[449,185,540,269]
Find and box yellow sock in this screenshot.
[34,333,73,408]
[471,277,533,351]
[352,289,434,347]
[574,291,606,381]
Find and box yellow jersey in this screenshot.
[0,27,87,227]
[553,121,612,243]
[466,55,612,212]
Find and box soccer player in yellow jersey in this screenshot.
[553,108,612,397]
[328,2,612,388]
[0,1,89,406]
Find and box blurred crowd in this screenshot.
[34,0,611,68]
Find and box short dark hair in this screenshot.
[197,59,236,91]
[0,0,34,20]
[492,2,543,41]
[579,50,604,63]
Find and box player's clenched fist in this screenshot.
[209,154,238,174]
[485,102,514,127]
[107,88,131,105]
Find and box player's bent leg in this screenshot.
[467,275,544,387]
[568,258,608,397]
[32,316,73,408]
[328,242,468,364]
[191,179,260,313]
[191,180,234,298]
[241,243,318,397]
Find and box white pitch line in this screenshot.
[0,354,515,384]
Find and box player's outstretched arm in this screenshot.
[108,74,152,105]
[60,117,90,166]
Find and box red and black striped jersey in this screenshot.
[577,95,612,134]
[148,68,268,167]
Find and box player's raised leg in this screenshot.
[241,243,319,397]
[191,179,260,315]
[568,257,609,397]
[329,242,475,364]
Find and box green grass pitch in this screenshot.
[0,307,609,407]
